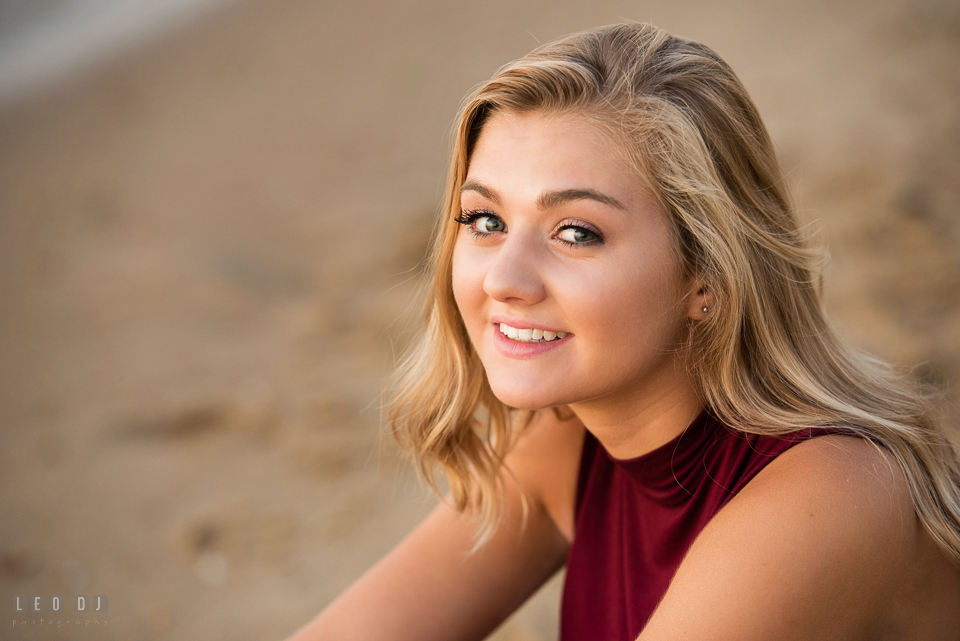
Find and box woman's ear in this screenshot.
[686,283,715,321]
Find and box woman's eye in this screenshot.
[455,210,506,236]
[556,225,600,245]
[475,216,505,233]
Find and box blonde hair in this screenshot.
[388,22,960,560]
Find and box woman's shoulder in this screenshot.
[504,408,586,543]
[640,432,960,639]
[735,434,916,558]
[747,432,909,505]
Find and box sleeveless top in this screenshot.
[560,412,838,640]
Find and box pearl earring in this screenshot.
[702,306,709,313]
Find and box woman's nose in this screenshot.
[482,234,547,305]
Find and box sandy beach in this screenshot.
[1,0,958,639]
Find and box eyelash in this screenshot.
[555,219,603,247]
[454,209,499,240]
[454,209,604,247]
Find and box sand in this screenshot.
[1,0,958,639]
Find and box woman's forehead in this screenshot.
[465,110,658,207]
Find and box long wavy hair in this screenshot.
[388,22,960,560]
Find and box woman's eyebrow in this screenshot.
[460,180,501,205]
[537,188,626,211]
[461,181,625,212]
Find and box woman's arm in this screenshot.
[287,410,584,641]
[638,435,928,640]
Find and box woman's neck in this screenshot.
[569,375,704,460]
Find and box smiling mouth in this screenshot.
[498,323,569,343]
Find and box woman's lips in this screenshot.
[496,322,569,343]
[492,322,571,358]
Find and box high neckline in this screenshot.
[598,410,723,497]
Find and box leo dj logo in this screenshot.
[11,595,110,630]
[13,595,107,613]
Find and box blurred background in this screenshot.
[0,0,958,639]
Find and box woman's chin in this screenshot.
[488,383,571,412]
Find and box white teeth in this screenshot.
[498,323,568,343]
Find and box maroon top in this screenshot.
[560,412,837,640]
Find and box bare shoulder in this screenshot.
[742,434,915,535]
[505,408,585,543]
[641,434,960,640]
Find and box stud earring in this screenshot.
[702,306,709,313]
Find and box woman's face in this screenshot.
[452,111,701,413]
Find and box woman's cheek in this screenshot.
[451,243,486,332]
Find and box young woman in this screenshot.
[290,22,960,640]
